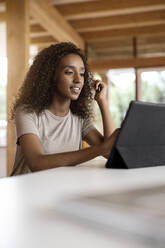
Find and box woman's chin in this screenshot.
[69,92,80,100]
[70,95,79,101]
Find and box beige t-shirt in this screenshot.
[11,107,95,176]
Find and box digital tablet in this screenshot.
[106,101,165,169]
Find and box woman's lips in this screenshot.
[70,87,81,94]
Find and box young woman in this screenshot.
[10,42,118,176]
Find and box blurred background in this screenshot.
[1,0,165,177]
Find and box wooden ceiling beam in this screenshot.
[95,46,133,53]
[30,34,165,53]
[30,0,85,49]
[31,35,56,45]
[0,12,5,22]
[96,50,133,58]
[90,39,165,52]
[94,45,165,57]
[30,23,49,38]
[56,0,165,20]
[30,32,50,38]
[70,9,165,32]
[139,52,165,57]
[82,24,165,41]
[139,45,165,54]
[138,34,165,45]
[89,35,165,50]
[29,17,38,25]
[89,56,165,71]
[30,24,46,33]
[51,0,95,4]
[88,38,132,49]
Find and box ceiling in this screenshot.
[1,0,165,70]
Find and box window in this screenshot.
[108,68,135,127]
[140,68,165,103]
[94,67,165,131]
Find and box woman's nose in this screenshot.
[74,73,82,83]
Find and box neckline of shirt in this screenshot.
[45,109,70,120]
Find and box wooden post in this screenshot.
[135,69,142,101]
[6,0,29,175]
[132,37,141,101]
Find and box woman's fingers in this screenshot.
[95,80,101,91]
[104,128,120,156]
[95,80,105,92]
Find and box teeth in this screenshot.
[71,87,80,94]
[71,87,80,90]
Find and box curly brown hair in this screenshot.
[11,42,94,120]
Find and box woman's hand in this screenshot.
[91,78,116,138]
[93,79,108,104]
[102,128,120,157]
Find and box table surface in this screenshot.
[1,159,165,248]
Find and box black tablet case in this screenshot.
[106,101,165,169]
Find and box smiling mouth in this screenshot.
[70,87,81,94]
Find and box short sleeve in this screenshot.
[82,118,95,139]
[15,107,40,145]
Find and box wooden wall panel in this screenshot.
[6,0,29,175]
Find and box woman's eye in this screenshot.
[80,73,85,77]
[65,71,73,75]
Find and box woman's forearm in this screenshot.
[93,79,115,139]
[30,142,108,171]
[98,100,115,139]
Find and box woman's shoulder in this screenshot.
[15,105,38,120]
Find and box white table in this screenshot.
[1,159,165,248]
